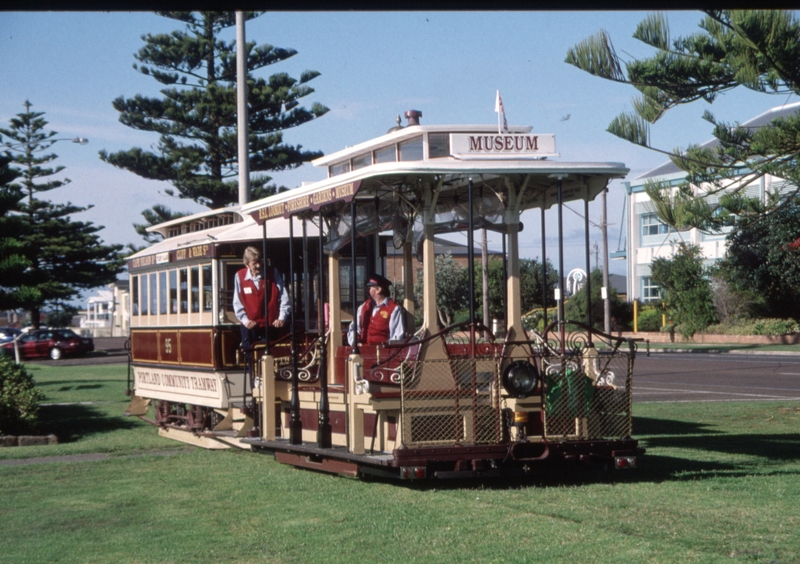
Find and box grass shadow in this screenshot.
[36,403,140,442]
[633,416,715,436]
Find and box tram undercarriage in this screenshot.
[126,323,645,480]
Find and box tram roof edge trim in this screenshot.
[243,159,629,224]
[311,124,534,167]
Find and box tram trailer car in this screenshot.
[125,111,645,479]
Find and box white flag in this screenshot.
[494,90,509,134]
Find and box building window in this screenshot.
[641,276,660,302]
[641,213,669,237]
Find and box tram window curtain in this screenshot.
[191,266,200,313]
[141,274,148,316]
[169,270,178,314]
[202,264,213,311]
[149,274,157,317]
[180,268,188,313]
[159,271,168,315]
[132,275,139,316]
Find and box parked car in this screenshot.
[0,327,22,344]
[0,328,94,360]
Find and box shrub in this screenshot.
[636,304,664,332]
[0,356,45,435]
[705,318,799,336]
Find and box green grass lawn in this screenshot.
[1,362,799,563]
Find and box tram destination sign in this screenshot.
[250,180,361,224]
[449,133,557,160]
[128,243,214,272]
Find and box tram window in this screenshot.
[399,136,423,161]
[202,264,213,311]
[428,133,450,159]
[159,271,168,315]
[330,161,351,177]
[169,270,178,314]
[191,266,200,313]
[141,274,149,315]
[352,153,372,170]
[374,145,397,164]
[180,268,188,313]
[132,275,139,316]
[150,274,158,317]
[339,261,367,312]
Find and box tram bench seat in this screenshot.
[334,343,419,390]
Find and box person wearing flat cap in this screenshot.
[348,273,407,346]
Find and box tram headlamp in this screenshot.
[502,360,539,398]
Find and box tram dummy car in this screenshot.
[125,110,645,479]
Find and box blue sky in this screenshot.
[2,11,796,279]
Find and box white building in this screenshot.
[80,281,130,337]
[622,101,800,302]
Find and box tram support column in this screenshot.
[504,216,523,341]
[259,355,276,440]
[327,252,343,383]
[421,221,437,331]
[402,241,415,317]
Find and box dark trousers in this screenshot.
[239,323,289,351]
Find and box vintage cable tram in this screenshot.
[125,110,645,478]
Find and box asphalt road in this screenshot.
[24,339,800,404]
[634,352,800,403]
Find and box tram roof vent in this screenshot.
[405,109,422,126]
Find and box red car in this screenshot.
[0,329,94,360]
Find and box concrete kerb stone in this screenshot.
[1,434,58,447]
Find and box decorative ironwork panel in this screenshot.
[542,350,632,440]
[400,358,500,447]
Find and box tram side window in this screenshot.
[220,262,241,322]
[428,133,450,158]
[159,271,168,315]
[180,268,188,313]
[202,264,213,311]
[150,274,158,316]
[141,273,149,315]
[191,266,200,313]
[170,270,178,314]
[399,136,423,161]
[329,161,351,177]
[339,261,367,313]
[374,145,397,164]
[352,153,372,170]
[132,275,139,316]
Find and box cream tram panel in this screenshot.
[132,366,242,409]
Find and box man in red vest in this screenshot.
[233,246,291,349]
[348,273,407,346]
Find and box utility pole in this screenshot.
[601,188,611,334]
[236,11,250,205]
[482,228,490,337]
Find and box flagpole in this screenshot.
[495,90,502,134]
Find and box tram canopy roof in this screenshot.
[241,125,628,253]
[127,208,319,270]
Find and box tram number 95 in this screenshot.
[164,338,173,354]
